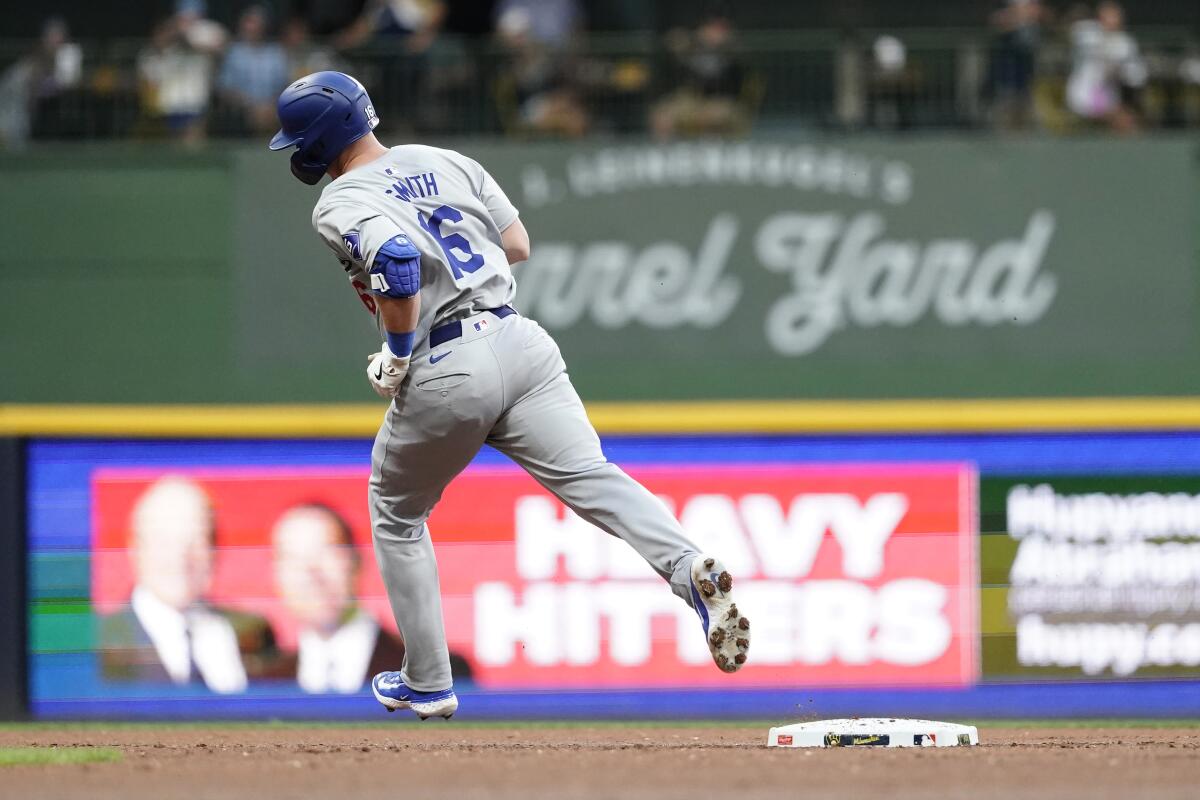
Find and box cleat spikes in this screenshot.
[690,555,751,674]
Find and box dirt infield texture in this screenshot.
[1,723,1198,800]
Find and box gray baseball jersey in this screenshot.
[306,145,739,694]
[313,144,519,347]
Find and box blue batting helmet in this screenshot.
[268,71,380,185]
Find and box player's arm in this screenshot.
[377,294,419,334]
[501,218,530,265]
[470,157,527,264]
[365,235,423,399]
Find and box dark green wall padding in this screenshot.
[2,138,1197,403]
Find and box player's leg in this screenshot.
[368,342,504,712]
[485,318,750,671]
[488,369,697,595]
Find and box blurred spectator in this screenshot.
[0,17,81,148]
[99,476,278,693]
[217,5,289,134]
[650,13,748,140]
[495,0,581,48]
[496,4,589,137]
[1148,41,1200,129]
[335,1,447,52]
[271,504,471,693]
[281,17,342,80]
[986,0,1049,129]
[442,0,498,40]
[866,34,920,130]
[1065,1,1146,133]
[380,0,447,52]
[7,3,1200,141]
[137,0,227,142]
[1182,47,1200,88]
[306,1,445,135]
[294,0,368,41]
[1180,46,1200,125]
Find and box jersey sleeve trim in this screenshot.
[496,209,520,233]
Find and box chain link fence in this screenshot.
[1,28,1198,144]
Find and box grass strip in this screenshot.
[0,747,122,766]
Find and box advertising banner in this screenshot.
[490,139,1199,402]
[982,476,1200,679]
[85,463,977,695]
[234,139,1200,402]
[437,464,977,687]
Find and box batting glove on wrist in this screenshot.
[366,342,411,399]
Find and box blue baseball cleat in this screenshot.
[689,555,751,673]
[371,672,459,719]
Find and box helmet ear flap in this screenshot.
[290,150,326,185]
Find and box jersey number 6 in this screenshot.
[417,204,484,280]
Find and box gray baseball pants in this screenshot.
[368,311,701,692]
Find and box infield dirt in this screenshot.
[0,723,1197,799]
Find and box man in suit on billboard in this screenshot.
[271,504,470,693]
[99,475,278,692]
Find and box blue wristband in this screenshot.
[386,330,415,359]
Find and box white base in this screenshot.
[767,718,979,748]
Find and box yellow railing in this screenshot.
[3,397,1200,437]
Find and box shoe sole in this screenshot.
[372,682,458,720]
[412,695,458,720]
[691,555,750,673]
[372,681,411,712]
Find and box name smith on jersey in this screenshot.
[385,170,440,203]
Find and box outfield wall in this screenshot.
[2,137,1198,404]
[5,135,1200,717]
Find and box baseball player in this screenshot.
[269,72,750,719]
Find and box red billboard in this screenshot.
[93,462,977,689]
